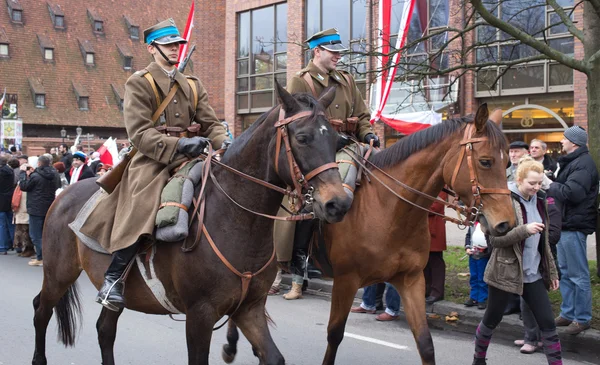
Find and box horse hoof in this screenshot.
[222,344,236,364]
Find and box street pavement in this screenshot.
[0,252,596,365]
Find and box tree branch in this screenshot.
[547,0,584,42]
[470,0,589,75]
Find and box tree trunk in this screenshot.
[583,3,600,277]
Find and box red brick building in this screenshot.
[1,0,586,156]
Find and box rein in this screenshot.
[182,106,339,330]
[346,123,510,227]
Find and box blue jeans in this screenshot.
[0,211,15,252]
[557,231,592,324]
[469,256,489,303]
[29,215,45,261]
[361,283,401,316]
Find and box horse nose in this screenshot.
[325,195,351,222]
[494,221,510,235]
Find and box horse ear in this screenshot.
[275,79,300,113]
[318,86,336,109]
[474,103,490,132]
[489,108,503,126]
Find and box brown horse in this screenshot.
[31,82,352,365]
[222,104,516,365]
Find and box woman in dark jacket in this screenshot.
[472,158,561,365]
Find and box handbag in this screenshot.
[11,185,22,211]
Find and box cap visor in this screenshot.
[153,35,187,45]
[320,43,348,52]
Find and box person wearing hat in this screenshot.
[69,151,95,184]
[506,141,529,182]
[80,18,230,311]
[280,28,378,300]
[547,126,598,335]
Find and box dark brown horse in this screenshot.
[222,104,516,365]
[31,83,352,365]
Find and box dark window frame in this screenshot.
[85,52,95,65]
[34,94,46,108]
[11,9,22,23]
[78,96,89,111]
[43,47,54,61]
[123,56,132,70]
[0,43,8,57]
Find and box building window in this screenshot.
[48,3,65,28]
[88,9,104,34]
[0,44,8,57]
[86,53,94,65]
[305,0,369,96]
[475,1,575,96]
[236,3,288,116]
[55,15,64,28]
[123,56,132,69]
[130,26,139,39]
[78,97,89,110]
[44,48,54,61]
[11,9,22,23]
[35,94,45,108]
[94,21,104,33]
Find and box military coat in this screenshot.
[287,60,373,141]
[80,62,227,253]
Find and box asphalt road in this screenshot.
[0,252,594,365]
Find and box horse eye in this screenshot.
[296,134,311,145]
[479,159,492,168]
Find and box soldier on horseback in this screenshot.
[280,28,379,299]
[79,19,230,311]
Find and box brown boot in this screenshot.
[283,282,303,300]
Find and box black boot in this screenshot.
[291,219,319,279]
[95,243,140,311]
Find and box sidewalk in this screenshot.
[280,275,600,360]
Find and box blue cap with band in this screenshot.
[305,28,348,52]
[143,18,187,45]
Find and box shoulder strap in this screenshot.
[142,72,180,123]
[187,79,198,110]
[302,73,319,99]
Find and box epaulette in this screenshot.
[296,70,308,76]
[134,69,149,77]
[185,75,199,81]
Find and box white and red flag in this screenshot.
[0,87,6,112]
[97,137,119,166]
[177,1,195,65]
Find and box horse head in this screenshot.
[444,104,515,236]
[272,81,351,223]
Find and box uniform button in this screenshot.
[335,104,339,109]
[173,99,178,104]
[175,113,180,118]
[158,142,164,148]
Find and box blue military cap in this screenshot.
[143,18,187,45]
[305,28,348,52]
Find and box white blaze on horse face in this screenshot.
[319,124,329,135]
[500,150,504,161]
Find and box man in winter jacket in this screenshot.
[0,156,15,254]
[18,155,60,266]
[548,126,599,335]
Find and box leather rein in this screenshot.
[183,106,339,330]
[346,123,510,227]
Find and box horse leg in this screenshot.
[233,300,284,365]
[186,304,218,365]
[33,269,82,365]
[390,274,435,365]
[322,276,360,365]
[96,307,124,365]
[221,320,240,363]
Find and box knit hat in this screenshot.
[564,126,587,146]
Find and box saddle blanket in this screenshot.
[69,191,182,314]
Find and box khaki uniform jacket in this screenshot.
[287,60,373,141]
[80,62,227,253]
[484,192,558,295]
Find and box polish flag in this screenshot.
[0,88,6,112]
[177,1,195,65]
[97,137,119,166]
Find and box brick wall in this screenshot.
[573,3,587,129]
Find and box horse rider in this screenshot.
[280,28,379,299]
[80,18,231,311]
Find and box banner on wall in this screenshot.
[1,118,23,146]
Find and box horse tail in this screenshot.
[54,282,82,347]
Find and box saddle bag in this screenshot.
[155,160,204,242]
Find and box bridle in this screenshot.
[346,123,510,227]
[181,104,339,329]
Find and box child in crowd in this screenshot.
[464,221,491,310]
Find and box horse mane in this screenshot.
[369,116,508,169]
[223,93,325,162]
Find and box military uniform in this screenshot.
[287,61,373,141]
[86,18,228,312]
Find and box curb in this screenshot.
[279,275,600,361]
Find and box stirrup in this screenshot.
[95,279,123,312]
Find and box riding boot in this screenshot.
[95,242,140,311]
[291,219,321,279]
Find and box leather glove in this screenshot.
[364,133,380,148]
[336,133,351,151]
[177,136,210,158]
[221,139,232,151]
